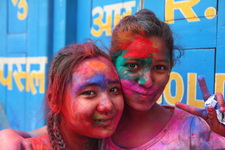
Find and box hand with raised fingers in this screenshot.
[175,75,225,137]
[0,129,33,150]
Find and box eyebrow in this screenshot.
[124,58,143,63]
[154,58,170,63]
[76,80,120,91]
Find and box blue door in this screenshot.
[0,0,50,131]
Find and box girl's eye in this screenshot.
[126,63,139,69]
[109,87,120,95]
[154,65,167,70]
[81,91,96,98]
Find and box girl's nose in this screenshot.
[138,70,152,88]
[97,95,113,112]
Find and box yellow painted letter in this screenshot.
[165,0,200,24]
[164,72,184,105]
[215,73,225,95]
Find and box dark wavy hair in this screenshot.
[110,9,182,65]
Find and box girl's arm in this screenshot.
[0,126,47,150]
[176,76,225,137]
[27,126,47,138]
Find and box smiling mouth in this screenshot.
[94,118,114,127]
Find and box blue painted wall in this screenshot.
[0,0,224,131]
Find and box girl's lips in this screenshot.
[94,117,114,127]
[93,114,117,127]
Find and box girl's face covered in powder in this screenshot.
[62,57,124,138]
[115,36,172,111]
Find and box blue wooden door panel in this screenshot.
[76,0,92,44]
[0,0,7,56]
[215,0,225,96]
[0,0,7,113]
[6,54,27,130]
[0,0,49,131]
[143,0,165,21]
[143,0,217,49]
[7,34,27,53]
[216,0,225,73]
[25,0,49,130]
[52,0,67,54]
[7,0,27,33]
[65,0,77,46]
[27,0,38,56]
[7,0,28,53]
[169,17,217,49]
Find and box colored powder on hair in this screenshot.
[86,59,107,71]
[123,36,158,59]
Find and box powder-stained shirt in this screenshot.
[100,106,225,150]
[27,134,53,150]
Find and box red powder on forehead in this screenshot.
[123,36,158,59]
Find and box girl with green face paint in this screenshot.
[114,36,171,112]
[102,9,225,149]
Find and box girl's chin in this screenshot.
[124,93,153,102]
[95,128,117,138]
[125,99,155,111]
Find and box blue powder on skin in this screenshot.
[87,73,107,91]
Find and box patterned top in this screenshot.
[100,106,225,150]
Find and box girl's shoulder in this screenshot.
[162,105,210,134]
[162,105,201,122]
[27,134,53,150]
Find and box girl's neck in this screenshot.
[123,103,160,121]
[59,117,97,150]
[111,103,173,149]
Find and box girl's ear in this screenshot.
[48,91,60,113]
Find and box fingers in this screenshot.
[198,76,211,101]
[207,106,219,132]
[175,102,207,119]
[207,106,218,124]
[0,129,31,150]
[207,106,225,137]
[216,93,225,112]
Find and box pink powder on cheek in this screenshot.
[123,37,158,59]
[120,79,158,95]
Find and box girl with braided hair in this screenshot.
[25,42,124,149]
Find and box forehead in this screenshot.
[122,36,169,59]
[74,57,117,78]
[71,57,119,90]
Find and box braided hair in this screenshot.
[47,113,67,150]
